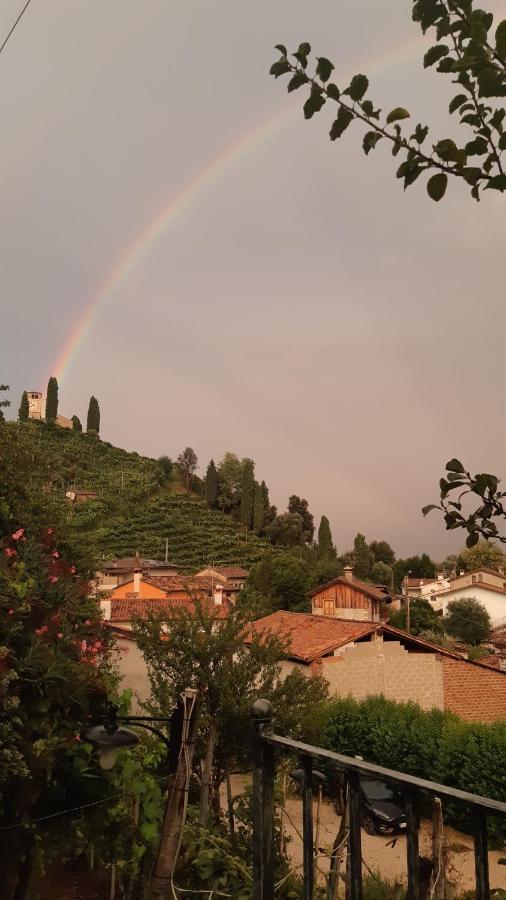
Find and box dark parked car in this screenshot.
[289,768,406,836]
[359,777,406,835]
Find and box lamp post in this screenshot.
[84,689,199,900]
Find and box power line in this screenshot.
[0,793,125,832]
[0,0,34,58]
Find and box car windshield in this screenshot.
[360,779,400,803]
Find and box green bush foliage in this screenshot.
[323,695,506,841]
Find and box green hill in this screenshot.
[10,421,272,570]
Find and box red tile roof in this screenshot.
[196,566,248,578]
[308,577,389,602]
[246,611,379,662]
[110,597,229,622]
[441,656,506,722]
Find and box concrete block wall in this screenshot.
[321,641,445,711]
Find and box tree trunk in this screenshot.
[225,771,235,844]
[199,718,217,826]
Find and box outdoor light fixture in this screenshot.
[83,701,184,769]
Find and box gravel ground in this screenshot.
[227,775,506,894]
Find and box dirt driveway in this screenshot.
[227,775,506,893]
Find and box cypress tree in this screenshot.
[45,377,58,422]
[86,396,100,434]
[18,391,29,422]
[318,515,335,558]
[253,481,266,533]
[205,459,219,509]
[240,459,255,528]
[71,415,82,432]
[353,533,373,580]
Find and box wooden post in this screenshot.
[347,772,363,900]
[148,689,199,900]
[252,699,275,900]
[474,811,490,900]
[431,798,445,900]
[405,792,420,900]
[314,784,323,889]
[301,756,314,900]
[225,770,236,844]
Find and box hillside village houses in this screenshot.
[402,567,506,626]
[100,557,506,722]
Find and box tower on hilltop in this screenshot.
[27,391,43,420]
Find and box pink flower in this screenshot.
[11,528,24,541]
[47,528,54,535]
[35,625,49,636]
[70,566,76,574]
[57,632,63,639]
[84,620,91,626]
[8,609,14,615]
[73,735,81,742]
[49,576,58,584]
[80,640,88,652]
[51,550,59,559]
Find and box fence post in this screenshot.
[252,699,275,900]
[301,756,314,900]
[474,810,490,900]
[405,792,420,900]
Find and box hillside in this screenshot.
[9,422,272,569]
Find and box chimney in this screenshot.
[344,565,353,582]
[213,584,223,606]
[133,569,141,594]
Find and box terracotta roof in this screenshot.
[110,597,229,623]
[196,566,248,578]
[441,656,506,722]
[246,611,379,662]
[308,576,389,602]
[452,567,506,581]
[145,574,235,592]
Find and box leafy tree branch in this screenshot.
[270,0,506,200]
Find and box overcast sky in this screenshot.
[2,0,505,559]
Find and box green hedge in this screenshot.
[323,696,506,842]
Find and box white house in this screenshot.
[429,568,506,625]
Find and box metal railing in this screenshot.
[251,699,506,900]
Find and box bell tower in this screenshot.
[27,391,43,420]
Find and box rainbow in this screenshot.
[52,32,427,385]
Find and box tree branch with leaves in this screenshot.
[270,0,506,201]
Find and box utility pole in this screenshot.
[165,538,168,564]
[405,570,412,634]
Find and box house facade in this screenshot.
[427,568,506,624]
[96,556,179,592]
[309,566,388,622]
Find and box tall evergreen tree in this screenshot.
[317,515,335,558]
[0,385,10,422]
[86,396,100,434]
[205,459,219,509]
[261,481,276,525]
[353,532,373,580]
[71,415,82,432]
[253,481,266,533]
[18,391,29,422]
[45,377,58,422]
[240,459,255,528]
[288,495,314,543]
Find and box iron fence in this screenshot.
[251,699,506,900]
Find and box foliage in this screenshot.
[270,3,506,202]
[155,454,173,483]
[323,695,506,840]
[317,514,336,558]
[457,540,506,571]
[467,643,493,660]
[252,481,266,534]
[71,414,82,433]
[369,540,396,567]
[86,396,100,435]
[216,452,243,513]
[265,511,304,547]
[246,551,313,612]
[177,446,198,490]
[393,553,437,591]
[388,598,443,635]
[370,560,393,587]
[45,377,58,422]
[18,391,29,422]
[0,384,9,421]
[425,458,506,546]
[353,532,373,580]
[288,494,315,543]
[0,418,115,895]
[204,458,219,509]
[445,596,491,643]
[240,458,255,528]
